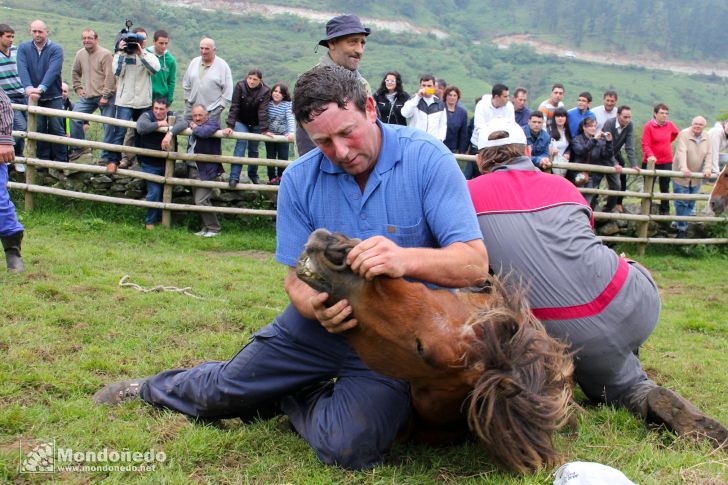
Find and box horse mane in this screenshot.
[464,276,574,474]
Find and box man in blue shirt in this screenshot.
[94,65,488,470]
[16,20,67,162]
[567,91,596,138]
[523,111,554,170]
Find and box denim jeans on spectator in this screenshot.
[110,106,148,163]
[672,181,699,231]
[71,95,116,161]
[141,162,165,225]
[228,121,260,182]
[8,94,26,156]
[265,140,289,180]
[36,97,68,162]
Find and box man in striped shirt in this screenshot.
[0,24,27,168]
[0,88,25,272]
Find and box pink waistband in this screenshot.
[531,258,630,321]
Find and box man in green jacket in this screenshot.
[147,29,176,106]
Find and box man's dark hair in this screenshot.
[0,24,15,36]
[551,83,564,92]
[248,68,263,79]
[654,103,669,114]
[514,87,527,97]
[271,82,291,102]
[578,92,592,103]
[419,73,435,84]
[293,65,367,124]
[82,28,98,39]
[153,96,169,107]
[617,105,631,115]
[529,111,544,120]
[437,79,447,89]
[478,131,526,172]
[603,89,618,100]
[492,83,509,97]
[153,29,169,41]
[132,27,147,35]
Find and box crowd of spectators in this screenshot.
[0,17,724,238]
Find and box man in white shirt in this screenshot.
[707,119,728,176]
[400,74,447,141]
[182,37,233,124]
[470,83,514,147]
[592,89,618,131]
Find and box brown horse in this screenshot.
[709,164,728,215]
[296,228,574,474]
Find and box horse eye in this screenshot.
[416,338,425,356]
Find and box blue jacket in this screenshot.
[444,104,469,154]
[523,126,551,167]
[567,107,595,138]
[514,107,531,128]
[16,40,64,100]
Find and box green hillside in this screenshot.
[3,0,728,130]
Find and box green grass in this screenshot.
[0,197,727,483]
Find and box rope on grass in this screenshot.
[119,275,204,299]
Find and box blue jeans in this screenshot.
[229,121,260,181]
[140,304,411,469]
[141,162,165,225]
[265,140,289,180]
[110,106,148,163]
[8,94,26,156]
[673,181,699,231]
[0,164,24,237]
[36,97,68,162]
[71,95,116,160]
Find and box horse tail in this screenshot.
[465,279,574,474]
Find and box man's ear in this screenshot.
[365,96,377,123]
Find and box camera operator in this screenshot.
[107,26,159,173]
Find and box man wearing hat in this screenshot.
[467,118,728,450]
[295,14,371,155]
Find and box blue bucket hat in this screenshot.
[318,15,371,48]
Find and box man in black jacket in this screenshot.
[135,97,171,229]
[603,105,638,213]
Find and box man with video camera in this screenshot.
[107,25,159,173]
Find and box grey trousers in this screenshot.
[193,185,220,233]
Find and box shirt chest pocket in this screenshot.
[381,218,428,248]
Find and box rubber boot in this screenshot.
[2,230,24,273]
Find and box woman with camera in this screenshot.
[569,117,622,211]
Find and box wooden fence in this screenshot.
[6,101,727,252]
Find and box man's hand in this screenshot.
[189,122,198,130]
[26,87,41,101]
[703,169,712,178]
[682,169,692,177]
[647,155,657,164]
[157,120,169,128]
[161,133,172,151]
[99,97,108,106]
[0,144,15,163]
[614,164,623,174]
[222,127,234,137]
[347,236,407,280]
[309,292,357,334]
[539,158,551,170]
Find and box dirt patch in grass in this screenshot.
[660,284,689,296]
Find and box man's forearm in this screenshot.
[401,240,488,288]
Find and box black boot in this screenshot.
[2,230,24,273]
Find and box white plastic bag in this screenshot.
[553,461,637,485]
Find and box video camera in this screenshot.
[116,20,144,54]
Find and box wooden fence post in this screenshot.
[24,99,37,211]
[637,159,656,256]
[161,115,175,228]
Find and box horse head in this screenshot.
[709,164,728,215]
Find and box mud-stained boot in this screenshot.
[93,378,148,405]
[1,230,24,273]
[646,386,728,449]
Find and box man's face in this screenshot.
[327,34,366,71]
[81,31,97,51]
[191,106,208,125]
[61,83,69,100]
[153,36,169,55]
[528,116,543,133]
[0,32,15,50]
[199,40,215,63]
[492,90,509,108]
[617,109,632,128]
[246,74,261,89]
[577,96,590,111]
[303,98,381,178]
[152,102,169,121]
[654,108,669,124]
[551,87,564,104]
[603,95,617,111]
[138,32,147,49]
[420,79,435,98]
[691,118,706,136]
[513,91,527,110]
[29,21,48,45]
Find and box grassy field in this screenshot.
[0,197,727,484]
